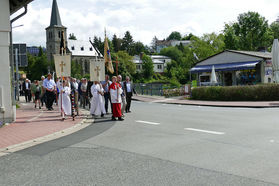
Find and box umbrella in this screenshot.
[272,39,279,83]
[210,65,217,85]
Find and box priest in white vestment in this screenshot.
[90,81,106,117]
[58,80,72,119]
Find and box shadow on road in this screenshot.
[16,118,116,156]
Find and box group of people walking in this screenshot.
[90,75,137,121]
[21,73,137,121]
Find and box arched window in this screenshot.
[58,31,61,38]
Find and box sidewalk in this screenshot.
[0,97,89,150]
[133,95,279,108]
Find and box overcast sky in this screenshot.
[11,0,279,47]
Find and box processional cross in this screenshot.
[60,61,66,73]
[95,66,101,77]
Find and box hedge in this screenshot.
[191,84,279,101]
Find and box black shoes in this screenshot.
[111,117,116,121]
[118,117,124,121]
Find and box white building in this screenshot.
[133,55,171,73]
[68,39,102,75]
[0,0,34,123]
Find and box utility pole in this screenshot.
[15,48,19,101]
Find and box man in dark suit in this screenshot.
[22,79,31,102]
[123,76,137,113]
[86,81,94,109]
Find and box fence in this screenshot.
[134,83,190,97]
[134,83,164,96]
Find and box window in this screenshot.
[71,46,75,50]
[81,47,84,51]
[157,64,162,69]
[58,31,61,38]
[89,47,93,51]
[136,65,141,70]
[49,32,52,39]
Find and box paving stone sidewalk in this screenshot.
[133,95,279,108]
[0,97,86,149]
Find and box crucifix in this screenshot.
[112,57,120,75]
[60,61,66,73]
[95,66,101,77]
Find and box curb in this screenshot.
[0,109,94,157]
[132,97,279,108]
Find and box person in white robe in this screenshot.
[90,81,106,117]
[58,80,72,120]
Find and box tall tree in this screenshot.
[167,31,182,41]
[121,31,134,54]
[93,36,104,55]
[112,34,121,52]
[142,54,154,80]
[223,11,271,51]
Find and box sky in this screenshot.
[11,0,279,47]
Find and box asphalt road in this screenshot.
[1,101,279,185]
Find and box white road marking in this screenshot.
[136,120,160,125]
[270,140,275,143]
[162,104,167,106]
[22,103,27,106]
[184,128,225,135]
[27,112,44,122]
[151,98,174,103]
[178,105,182,107]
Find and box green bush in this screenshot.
[191,84,279,101]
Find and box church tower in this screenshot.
[46,0,67,62]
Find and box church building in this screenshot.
[45,0,102,75]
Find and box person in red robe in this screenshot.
[109,76,124,121]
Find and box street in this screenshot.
[1,101,279,185]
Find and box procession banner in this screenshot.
[54,54,71,77]
[90,58,105,81]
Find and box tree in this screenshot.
[25,47,48,81]
[71,60,82,79]
[159,33,224,84]
[167,31,182,41]
[93,36,104,55]
[116,51,136,78]
[69,33,77,40]
[270,21,279,41]
[142,54,154,79]
[223,11,271,51]
[112,34,121,52]
[121,31,134,54]
[182,33,194,40]
[130,41,146,56]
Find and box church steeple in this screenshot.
[46,0,67,62]
[49,0,63,27]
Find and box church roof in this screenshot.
[49,0,63,27]
[68,40,102,57]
